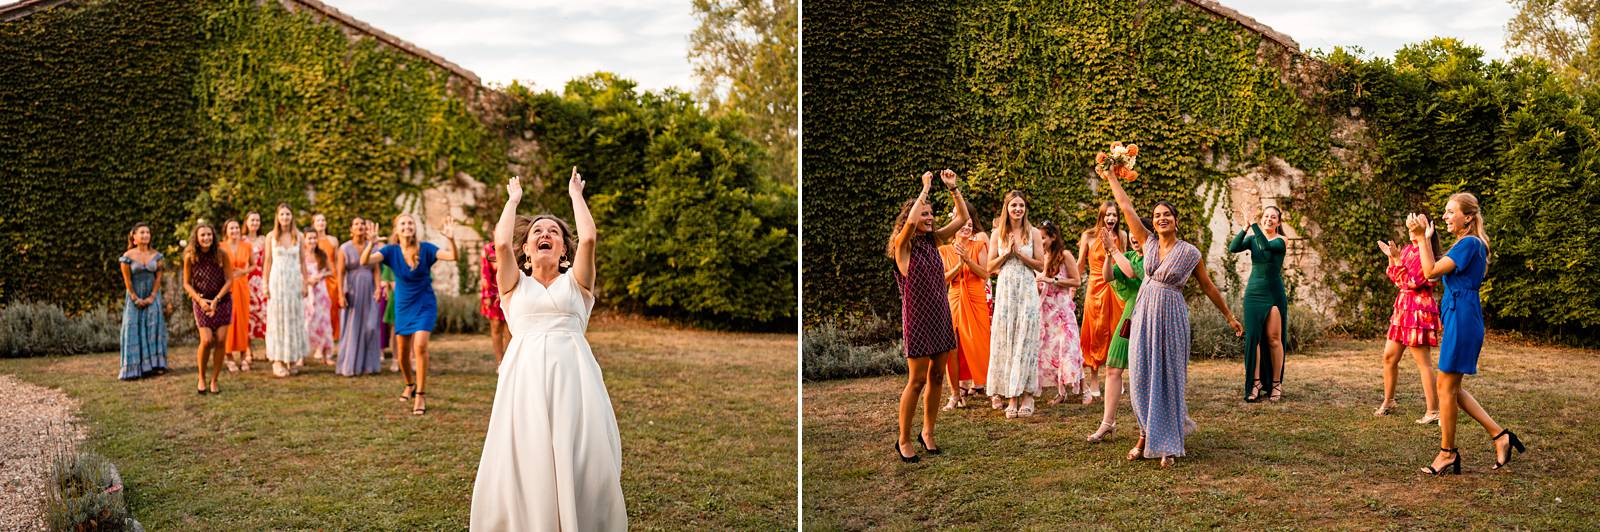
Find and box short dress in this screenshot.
[480,243,506,322]
[189,256,232,329]
[1386,244,1441,347]
[1437,236,1487,374]
[894,233,957,358]
[381,242,441,336]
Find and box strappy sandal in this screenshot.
[942,396,959,412]
[1414,411,1439,424]
[411,392,427,415]
[1160,455,1176,468]
[399,384,416,402]
[1128,435,1147,461]
[1246,382,1264,403]
[1374,400,1395,417]
[1087,422,1117,443]
[1421,447,1461,475]
[1269,380,1283,402]
[1491,429,1526,470]
[1004,403,1018,418]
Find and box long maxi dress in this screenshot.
[318,236,342,341]
[247,236,268,340]
[939,238,991,389]
[225,240,253,353]
[304,253,334,354]
[336,241,382,376]
[1227,223,1288,397]
[118,253,169,379]
[469,271,627,531]
[1037,262,1083,393]
[987,241,1041,399]
[1128,236,1203,458]
[1080,237,1125,372]
[266,238,310,364]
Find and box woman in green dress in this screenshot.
[1227,205,1289,402]
[1088,221,1145,442]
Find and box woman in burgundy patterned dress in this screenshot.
[887,168,968,463]
[481,242,509,367]
[184,221,233,395]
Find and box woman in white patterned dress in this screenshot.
[264,204,311,377]
[986,190,1045,418]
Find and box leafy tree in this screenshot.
[1507,0,1600,86]
[689,0,798,184]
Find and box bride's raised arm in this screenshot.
[1101,166,1150,246]
[494,176,524,297]
[568,167,597,293]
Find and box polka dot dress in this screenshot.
[1128,236,1201,459]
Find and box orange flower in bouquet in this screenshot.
[1095,141,1139,181]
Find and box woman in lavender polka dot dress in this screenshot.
[1101,163,1242,468]
[888,169,969,463]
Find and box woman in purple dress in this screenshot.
[887,169,968,463]
[336,216,383,376]
[1102,163,1242,468]
[183,221,233,395]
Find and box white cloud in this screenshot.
[1225,0,1515,59]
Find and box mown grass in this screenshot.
[0,315,797,530]
[802,335,1600,530]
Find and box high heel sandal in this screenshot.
[1086,422,1117,443]
[942,395,959,412]
[1159,456,1175,468]
[894,440,919,463]
[1414,411,1439,424]
[412,391,427,415]
[1246,382,1263,403]
[1269,380,1283,402]
[399,384,416,402]
[917,433,941,455]
[1420,447,1461,475]
[1491,429,1525,470]
[1373,400,1394,417]
[1127,435,1146,461]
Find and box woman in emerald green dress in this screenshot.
[1227,205,1289,402]
[1088,221,1145,442]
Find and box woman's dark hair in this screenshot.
[513,214,577,275]
[126,222,152,250]
[886,197,921,259]
[1152,201,1180,223]
[1040,220,1067,276]
[184,221,226,269]
[304,226,329,271]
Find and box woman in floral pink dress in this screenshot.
[245,211,269,363]
[303,231,335,365]
[1373,230,1442,423]
[1036,221,1084,405]
[481,242,510,367]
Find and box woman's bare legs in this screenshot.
[1410,346,1440,422]
[898,356,934,458]
[1090,367,1123,440]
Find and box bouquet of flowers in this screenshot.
[1095,141,1139,181]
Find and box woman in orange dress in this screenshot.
[1077,202,1130,404]
[312,214,343,343]
[938,200,991,411]
[222,219,254,372]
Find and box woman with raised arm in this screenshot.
[336,216,382,376]
[222,219,253,372]
[1088,222,1144,443]
[1410,193,1524,475]
[1036,220,1084,406]
[471,169,626,530]
[361,212,458,415]
[1227,205,1290,402]
[986,190,1045,419]
[183,221,232,394]
[118,223,169,380]
[937,200,990,411]
[1373,228,1442,422]
[1101,164,1242,468]
[264,204,311,378]
[1077,202,1130,404]
[887,169,967,462]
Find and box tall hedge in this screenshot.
[803,0,1328,323]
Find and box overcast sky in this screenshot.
[1225,0,1515,59]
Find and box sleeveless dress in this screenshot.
[225,240,253,352]
[248,236,268,339]
[1128,236,1202,459]
[1037,262,1083,392]
[119,253,168,379]
[266,239,310,363]
[469,272,626,531]
[480,243,506,321]
[318,236,342,341]
[1080,236,1125,370]
[189,256,232,329]
[939,238,991,388]
[987,241,1042,398]
[304,252,334,353]
[1227,224,1288,397]
[337,241,383,376]
[1437,236,1487,374]
[1105,250,1143,370]
[1386,244,1441,347]
[894,233,956,358]
[381,242,440,336]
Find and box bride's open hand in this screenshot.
[568,167,585,197]
[507,175,523,201]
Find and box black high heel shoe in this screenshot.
[1421,447,1461,475]
[918,433,941,455]
[1491,429,1525,470]
[1244,382,1262,403]
[894,440,919,463]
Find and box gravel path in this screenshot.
[0,373,84,532]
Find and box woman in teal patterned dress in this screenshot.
[119,223,169,380]
[1227,205,1289,402]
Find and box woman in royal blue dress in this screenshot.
[1410,193,1524,475]
[362,213,458,415]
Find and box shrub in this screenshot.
[435,292,487,335]
[1190,298,1326,360]
[802,319,905,381]
[0,303,121,358]
[41,448,136,532]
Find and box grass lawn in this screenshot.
[802,336,1600,530]
[0,315,797,530]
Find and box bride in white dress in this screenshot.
[470,168,626,531]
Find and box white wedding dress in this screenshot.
[470,271,626,531]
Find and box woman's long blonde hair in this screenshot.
[1449,192,1490,254]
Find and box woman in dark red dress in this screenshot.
[887,168,968,463]
[184,221,233,395]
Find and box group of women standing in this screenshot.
[117,205,461,416]
[888,152,1520,473]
